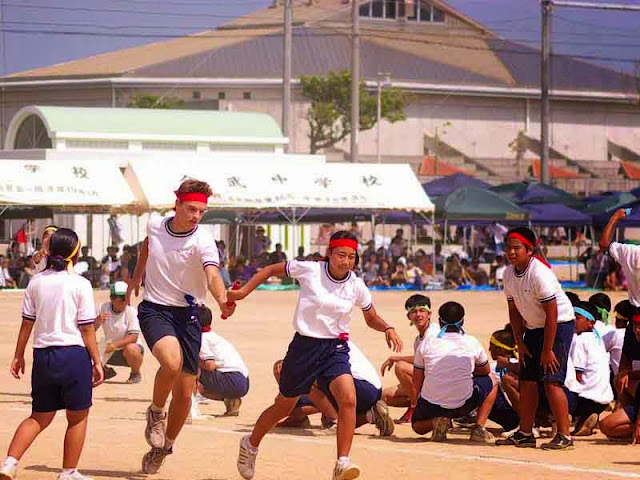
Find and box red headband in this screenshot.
[508,232,535,249]
[632,314,640,324]
[175,190,209,204]
[329,238,358,251]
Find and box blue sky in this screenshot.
[1,0,639,76]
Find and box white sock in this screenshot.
[338,456,350,464]
[518,429,533,437]
[245,437,258,452]
[150,403,164,414]
[2,457,18,468]
[164,437,175,450]
[365,409,375,424]
[61,468,77,475]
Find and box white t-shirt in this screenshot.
[609,242,640,306]
[144,215,220,307]
[35,256,47,273]
[495,265,507,282]
[503,257,574,329]
[414,332,489,409]
[98,302,142,346]
[22,270,96,348]
[348,342,382,390]
[199,332,248,377]
[595,321,624,375]
[413,322,441,352]
[569,332,614,405]
[286,260,372,339]
[0,267,11,287]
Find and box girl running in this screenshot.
[230,231,402,480]
[0,228,103,480]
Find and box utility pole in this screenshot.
[282,0,292,153]
[350,0,360,162]
[540,0,552,184]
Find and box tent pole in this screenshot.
[568,229,573,282]
[432,210,436,277]
[292,207,297,262]
[370,214,375,246]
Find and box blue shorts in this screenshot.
[521,320,574,383]
[412,376,494,423]
[32,346,93,412]
[138,300,201,375]
[107,344,145,367]
[318,378,382,413]
[279,334,352,398]
[200,370,250,399]
[296,395,315,409]
[489,388,519,431]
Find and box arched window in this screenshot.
[13,114,52,149]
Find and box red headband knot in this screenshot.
[508,232,538,249]
[175,190,210,204]
[632,314,640,324]
[329,238,359,251]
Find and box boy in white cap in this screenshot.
[96,281,144,384]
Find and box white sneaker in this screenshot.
[431,417,449,442]
[237,435,258,480]
[145,406,167,448]
[332,459,360,480]
[194,392,211,405]
[57,471,93,480]
[0,463,17,480]
[141,447,172,475]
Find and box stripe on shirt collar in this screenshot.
[514,258,532,278]
[323,261,351,284]
[164,217,197,238]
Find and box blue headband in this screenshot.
[438,318,465,338]
[574,307,595,322]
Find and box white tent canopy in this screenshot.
[126,158,434,212]
[0,159,135,207]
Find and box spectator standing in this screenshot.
[251,227,271,259]
[269,243,288,264]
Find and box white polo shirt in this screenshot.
[569,331,614,405]
[144,215,220,307]
[609,242,640,306]
[503,257,574,329]
[98,302,142,346]
[348,342,382,390]
[595,321,625,375]
[414,332,488,409]
[286,260,372,339]
[22,270,96,349]
[199,331,248,377]
[413,322,440,352]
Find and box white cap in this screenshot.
[111,281,128,296]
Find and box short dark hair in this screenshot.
[614,300,634,326]
[588,292,611,318]
[405,294,431,311]
[177,179,213,197]
[491,326,516,349]
[565,291,581,306]
[198,305,213,329]
[506,226,537,251]
[575,301,598,320]
[439,301,465,325]
[327,230,360,266]
[46,228,80,272]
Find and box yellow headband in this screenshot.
[616,312,628,322]
[490,335,518,354]
[43,226,58,234]
[65,241,81,272]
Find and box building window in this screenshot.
[243,92,252,100]
[192,91,201,100]
[359,1,445,23]
[218,92,226,100]
[432,5,445,22]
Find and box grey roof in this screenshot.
[488,38,636,93]
[131,28,506,87]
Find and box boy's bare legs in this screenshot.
[6,411,56,461]
[63,410,89,469]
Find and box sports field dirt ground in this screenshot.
[1,289,639,480]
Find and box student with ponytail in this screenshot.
[0,228,103,480]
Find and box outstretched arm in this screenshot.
[600,208,626,251]
[205,265,234,317]
[227,263,287,302]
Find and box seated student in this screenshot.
[96,281,144,384]
[411,301,498,443]
[589,293,625,389]
[381,294,439,423]
[197,306,250,416]
[487,326,521,435]
[566,302,614,436]
[273,342,395,437]
[600,308,640,441]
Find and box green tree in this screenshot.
[299,70,407,154]
[127,94,185,109]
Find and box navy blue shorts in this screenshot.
[107,345,144,367]
[138,300,201,375]
[296,395,315,409]
[412,375,494,423]
[565,390,607,418]
[32,346,93,412]
[200,370,250,399]
[520,320,574,383]
[279,334,352,398]
[318,378,382,413]
[489,388,519,431]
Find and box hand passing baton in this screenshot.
[221,280,241,319]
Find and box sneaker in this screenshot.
[431,417,449,442]
[332,459,360,480]
[454,412,477,429]
[470,426,495,443]
[572,413,598,436]
[370,400,394,437]
[194,392,211,405]
[126,372,142,384]
[321,413,337,430]
[541,433,575,450]
[145,406,167,449]
[141,447,172,474]
[495,431,536,448]
[104,366,117,380]
[237,435,258,480]
[224,398,242,416]
[395,407,414,424]
[57,471,93,480]
[0,463,17,480]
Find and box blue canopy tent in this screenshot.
[422,173,491,198]
[520,203,591,226]
[491,180,580,207]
